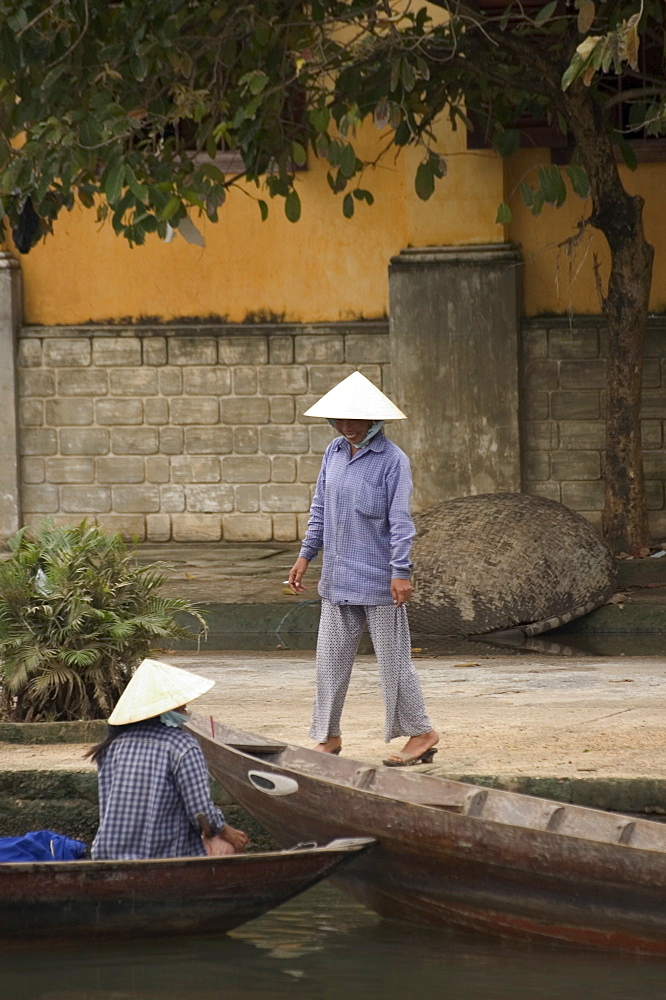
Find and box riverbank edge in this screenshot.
[2,769,664,849]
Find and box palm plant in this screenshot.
[0,520,207,722]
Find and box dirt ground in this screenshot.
[3,649,666,781]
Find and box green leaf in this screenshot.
[258,199,268,221]
[339,143,357,178]
[415,161,435,201]
[534,1,557,25]
[78,188,95,210]
[561,56,583,91]
[415,56,430,82]
[390,58,401,93]
[7,8,27,32]
[249,71,269,94]
[103,159,126,205]
[239,70,269,94]
[199,163,226,184]
[327,140,341,167]
[494,129,520,158]
[130,55,148,82]
[292,141,307,166]
[496,202,512,224]
[519,181,535,208]
[401,59,416,92]
[530,191,545,216]
[308,107,330,132]
[205,134,217,160]
[315,133,330,157]
[394,121,411,146]
[565,164,590,199]
[284,190,301,223]
[353,188,374,205]
[161,195,182,222]
[342,192,354,218]
[538,165,567,206]
[450,104,474,132]
[125,166,148,204]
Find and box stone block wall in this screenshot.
[522,317,666,538]
[17,323,390,542]
[15,316,666,542]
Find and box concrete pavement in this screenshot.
[2,646,666,813]
[3,541,666,816]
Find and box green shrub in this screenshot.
[0,520,207,722]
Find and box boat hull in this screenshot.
[0,840,370,943]
[190,717,666,955]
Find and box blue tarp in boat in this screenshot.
[0,830,86,862]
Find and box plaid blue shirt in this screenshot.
[91,720,224,860]
[299,433,415,605]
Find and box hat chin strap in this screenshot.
[328,419,384,449]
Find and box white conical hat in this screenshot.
[107,658,214,726]
[303,371,407,420]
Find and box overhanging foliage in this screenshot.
[0,0,663,249]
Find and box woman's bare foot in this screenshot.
[400,730,439,758]
[313,737,342,754]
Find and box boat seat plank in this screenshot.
[477,793,566,831]
[622,820,666,852]
[464,789,488,817]
[541,808,649,846]
[352,768,465,811]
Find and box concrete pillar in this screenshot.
[388,244,523,511]
[0,251,22,545]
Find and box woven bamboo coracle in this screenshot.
[408,493,617,637]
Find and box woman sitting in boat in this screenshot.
[86,658,249,860]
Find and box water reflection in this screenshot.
[5,883,665,1000]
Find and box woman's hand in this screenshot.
[288,557,309,594]
[203,824,250,856]
[202,834,235,856]
[390,578,413,607]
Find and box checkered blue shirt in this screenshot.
[299,433,415,605]
[91,720,224,860]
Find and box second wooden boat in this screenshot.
[189,714,666,956]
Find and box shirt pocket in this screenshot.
[354,481,386,519]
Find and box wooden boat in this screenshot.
[189,713,666,956]
[0,837,372,943]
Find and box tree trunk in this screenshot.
[462,24,656,553]
[602,216,654,553]
[562,84,654,554]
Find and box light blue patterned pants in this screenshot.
[308,599,433,743]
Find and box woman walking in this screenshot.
[288,371,438,766]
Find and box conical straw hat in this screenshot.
[107,658,214,726]
[303,371,407,420]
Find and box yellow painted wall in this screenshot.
[5,121,665,323]
[8,116,505,326]
[506,149,666,315]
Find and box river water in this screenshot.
[4,882,664,1000]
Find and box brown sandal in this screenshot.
[383,747,437,767]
